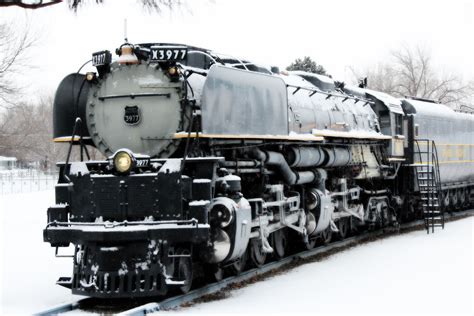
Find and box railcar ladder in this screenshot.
[414,140,445,233]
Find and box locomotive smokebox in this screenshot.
[53,73,92,143]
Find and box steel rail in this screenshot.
[35,209,473,316]
[34,300,84,315]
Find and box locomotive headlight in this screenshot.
[114,151,134,173]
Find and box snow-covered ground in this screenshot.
[0,169,57,195]
[0,190,472,315]
[171,217,473,316]
[0,190,79,315]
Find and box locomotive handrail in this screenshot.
[285,84,374,106]
[62,118,90,183]
[98,92,171,101]
[46,218,199,229]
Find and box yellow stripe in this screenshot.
[175,131,391,141]
[53,136,92,142]
[312,130,392,140]
[412,160,474,165]
[435,144,474,147]
[173,132,324,142]
[53,136,81,142]
[438,160,474,164]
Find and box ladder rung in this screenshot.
[423,204,440,207]
[409,164,433,168]
[421,197,438,200]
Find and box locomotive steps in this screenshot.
[35,209,473,316]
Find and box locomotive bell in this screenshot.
[117,44,139,65]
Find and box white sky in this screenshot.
[0,0,473,101]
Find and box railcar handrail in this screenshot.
[431,141,443,210]
[413,139,444,232]
[285,84,375,106]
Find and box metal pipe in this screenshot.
[363,189,388,195]
[252,149,315,185]
[221,161,259,167]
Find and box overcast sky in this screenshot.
[1,0,473,101]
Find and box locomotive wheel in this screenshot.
[230,250,248,275]
[250,239,266,267]
[464,188,470,208]
[321,227,333,245]
[450,190,458,209]
[177,250,193,294]
[305,236,317,250]
[271,229,288,259]
[213,266,224,282]
[442,191,450,209]
[204,264,224,282]
[337,218,349,240]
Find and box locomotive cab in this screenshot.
[343,86,406,158]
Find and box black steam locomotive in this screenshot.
[43,42,474,298]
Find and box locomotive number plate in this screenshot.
[150,46,187,62]
[124,106,141,125]
[92,50,111,67]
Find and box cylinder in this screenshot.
[323,147,352,167]
[286,147,325,167]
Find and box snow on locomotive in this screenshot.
[43,42,474,297]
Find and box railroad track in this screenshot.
[35,209,473,316]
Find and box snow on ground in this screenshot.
[167,217,473,316]
[0,189,472,315]
[0,169,57,195]
[0,190,80,315]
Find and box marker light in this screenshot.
[85,72,96,81]
[168,66,178,75]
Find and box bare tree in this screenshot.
[0,97,59,166]
[0,96,103,168]
[0,21,35,108]
[68,0,183,11]
[0,0,61,9]
[352,45,474,109]
[0,0,184,11]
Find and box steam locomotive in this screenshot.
[43,42,474,298]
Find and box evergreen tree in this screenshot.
[286,56,327,75]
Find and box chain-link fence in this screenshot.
[0,169,58,195]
